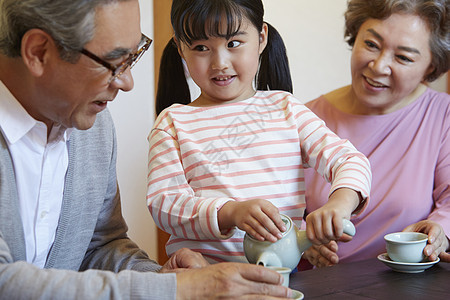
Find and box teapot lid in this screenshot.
[245,214,293,240]
[280,214,292,236]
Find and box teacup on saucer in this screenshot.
[377,253,439,273]
[384,232,427,263]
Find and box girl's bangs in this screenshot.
[176,2,244,45]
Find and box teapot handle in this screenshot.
[343,219,356,236]
[297,219,356,255]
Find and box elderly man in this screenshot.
[0,0,291,299]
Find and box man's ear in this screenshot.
[20,29,54,77]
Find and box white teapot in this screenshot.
[243,214,356,270]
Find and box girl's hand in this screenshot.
[403,220,450,262]
[218,199,286,242]
[305,188,360,245]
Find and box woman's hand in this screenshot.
[403,220,450,262]
[218,199,286,242]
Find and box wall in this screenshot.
[109,0,157,259]
[263,0,447,101]
[265,0,351,101]
[108,0,447,262]
[187,0,447,101]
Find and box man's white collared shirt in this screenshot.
[0,81,71,268]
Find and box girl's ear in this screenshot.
[21,28,53,77]
[173,36,185,59]
[258,23,269,55]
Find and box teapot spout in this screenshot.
[256,251,283,267]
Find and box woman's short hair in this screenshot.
[344,0,449,81]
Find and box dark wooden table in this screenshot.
[289,258,449,299]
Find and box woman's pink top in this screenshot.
[305,88,450,262]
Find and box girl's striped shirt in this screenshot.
[147,90,371,263]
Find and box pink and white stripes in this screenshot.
[147,90,371,263]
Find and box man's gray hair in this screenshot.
[0,0,130,62]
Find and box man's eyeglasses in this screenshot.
[80,33,152,83]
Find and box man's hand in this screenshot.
[176,262,292,299]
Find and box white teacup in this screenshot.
[291,289,304,300]
[384,232,428,263]
[267,266,291,287]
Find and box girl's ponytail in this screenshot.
[155,38,191,115]
[257,22,293,93]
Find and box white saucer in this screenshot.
[290,289,304,300]
[377,253,440,273]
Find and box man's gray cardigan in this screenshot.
[0,110,176,299]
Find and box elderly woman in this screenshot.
[303,0,449,267]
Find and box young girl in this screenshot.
[147,0,372,265]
